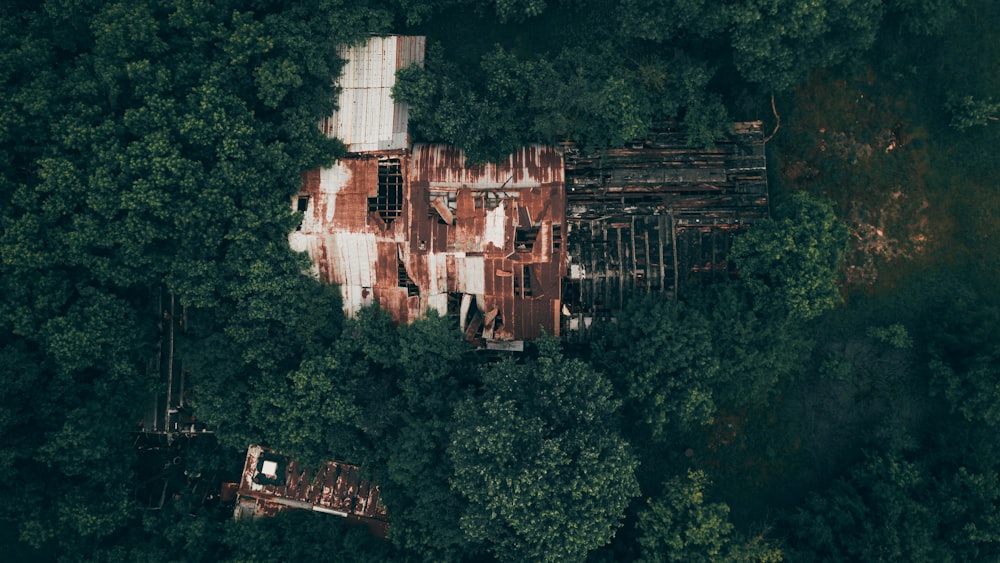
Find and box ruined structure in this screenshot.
[292,36,564,346]
[320,35,426,153]
[292,36,766,344]
[234,445,389,537]
[140,289,209,437]
[562,122,768,339]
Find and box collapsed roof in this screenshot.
[291,144,565,343]
[234,445,389,538]
[293,36,767,343]
[561,122,768,338]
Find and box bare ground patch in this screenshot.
[776,71,947,291]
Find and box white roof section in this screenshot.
[325,35,426,153]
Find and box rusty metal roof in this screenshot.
[322,36,425,153]
[298,72,766,344]
[235,445,388,536]
[293,145,566,342]
[409,144,564,187]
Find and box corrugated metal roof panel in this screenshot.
[456,255,486,294]
[327,36,425,153]
[425,251,449,295]
[426,292,448,316]
[325,231,378,288]
[293,143,564,342]
[410,144,565,188]
[341,284,375,317]
[483,203,507,251]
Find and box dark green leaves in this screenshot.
[730,192,849,323]
[0,1,380,555]
[597,295,719,435]
[450,339,639,561]
[394,42,730,161]
[637,470,782,563]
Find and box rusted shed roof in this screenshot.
[292,158,406,316]
[293,145,566,342]
[322,36,426,153]
[410,144,564,187]
[235,445,388,537]
[405,145,565,341]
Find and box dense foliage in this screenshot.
[729,192,849,322]
[0,0,383,555]
[636,470,782,563]
[450,339,639,561]
[3,0,1000,561]
[390,0,923,161]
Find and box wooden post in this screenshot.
[630,216,638,291]
[616,226,625,309]
[165,293,175,432]
[658,215,667,293]
[644,220,652,291]
[670,212,679,300]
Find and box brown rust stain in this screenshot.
[335,158,378,232]
[235,445,389,536]
[410,144,564,187]
[298,122,765,342]
[297,144,565,341]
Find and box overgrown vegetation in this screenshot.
[2,0,999,561]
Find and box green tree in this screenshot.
[637,470,782,563]
[929,355,1000,428]
[616,0,728,42]
[783,453,942,562]
[381,313,478,561]
[395,42,730,160]
[728,0,884,90]
[947,95,1000,129]
[533,47,729,150]
[245,306,398,469]
[394,44,543,163]
[449,338,639,562]
[0,0,384,556]
[730,192,849,323]
[931,466,1000,561]
[596,294,719,435]
[925,296,1000,428]
[889,0,967,36]
[695,283,811,409]
[222,510,405,563]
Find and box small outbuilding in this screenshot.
[233,445,389,538]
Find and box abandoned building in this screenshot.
[561,122,768,339]
[291,35,768,345]
[291,35,564,348]
[233,445,389,538]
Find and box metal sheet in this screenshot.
[326,36,425,153]
[486,339,524,352]
[456,255,486,294]
[406,145,565,341]
[325,231,378,288]
[426,292,448,316]
[409,144,564,187]
[235,445,388,536]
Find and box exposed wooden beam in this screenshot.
[670,211,679,300]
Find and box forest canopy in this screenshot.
[3,0,1000,561]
